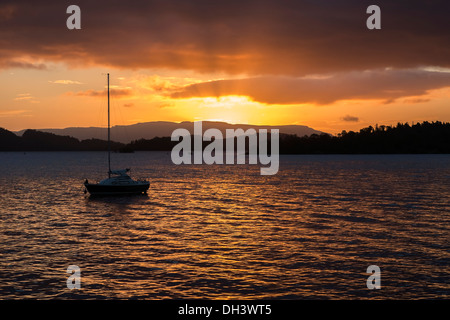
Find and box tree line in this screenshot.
[278,121,450,154]
[1,121,449,153]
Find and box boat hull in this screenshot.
[84,182,149,195]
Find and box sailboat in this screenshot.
[84,73,150,195]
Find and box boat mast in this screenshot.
[107,73,111,178]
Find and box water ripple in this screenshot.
[0,152,449,299]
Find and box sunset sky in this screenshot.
[1,0,449,134]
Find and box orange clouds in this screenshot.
[14,93,39,103]
[0,1,448,76]
[49,80,83,85]
[171,69,450,105]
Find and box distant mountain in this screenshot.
[15,121,325,144]
[3,121,450,153]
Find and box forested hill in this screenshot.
[279,121,450,154]
[1,121,450,154]
[0,129,125,151]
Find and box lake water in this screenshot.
[0,152,449,299]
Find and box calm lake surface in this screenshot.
[0,152,449,299]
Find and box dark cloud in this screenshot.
[342,115,359,122]
[0,0,448,75]
[0,60,47,70]
[170,69,450,105]
[402,98,431,104]
[70,88,133,98]
[0,4,16,21]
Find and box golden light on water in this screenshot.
[3,151,447,299]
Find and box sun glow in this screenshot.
[200,95,254,108]
[184,95,257,124]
